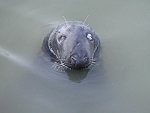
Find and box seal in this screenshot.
[42,21,101,69]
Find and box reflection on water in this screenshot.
[0,0,150,113]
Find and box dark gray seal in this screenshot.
[42,21,101,69]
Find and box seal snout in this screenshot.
[68,52,90,69]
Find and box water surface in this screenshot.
[0,0,150,113]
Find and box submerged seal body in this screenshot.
[42,21,101,69]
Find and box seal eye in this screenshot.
[86,33,93,41]
[57,35,66,43]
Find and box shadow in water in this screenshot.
[64,57,105,83]
[65,69,90,83]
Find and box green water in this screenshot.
[0,0,150,113]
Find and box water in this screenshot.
[0,0,150,113]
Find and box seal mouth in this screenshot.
[62,62,90,70]
[60,57,95,70]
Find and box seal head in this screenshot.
[42,21,101,69]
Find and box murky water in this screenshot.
[0,0,150,113]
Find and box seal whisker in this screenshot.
[90,58,96,64]
[52,62,60,69]
[56,49,61,59]
[52,60,66,71]
[59,62,70,70]
[92,41,100,59]
[85,24,89,28]
[88,58,96,69]
[62,16,69,28]
[82,15,89,28]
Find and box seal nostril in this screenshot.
[69,54,89,68]
[70,56,76,65]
